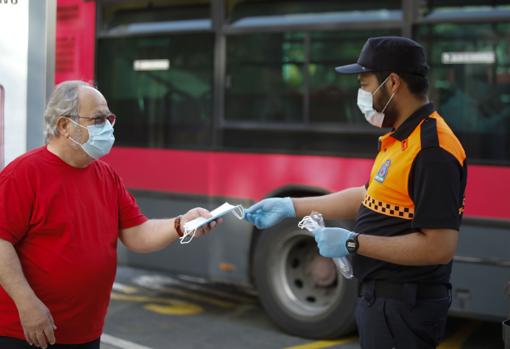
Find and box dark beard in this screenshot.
[381,106,397,128]
[377,88,397,128]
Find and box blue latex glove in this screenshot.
[244,197,296,229]
[313,227,356,258]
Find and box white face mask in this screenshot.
[357,76,396,128]
[68,118,115,160]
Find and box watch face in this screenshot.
[346,238,358,253]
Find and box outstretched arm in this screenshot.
[120,207,219,253]
[293,186,366,220]
[244,185,366,229]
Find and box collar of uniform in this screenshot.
[377,131,394,151]
[390,102,435,141]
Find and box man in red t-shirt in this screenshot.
[0,81,217,349]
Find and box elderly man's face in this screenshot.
[77,86,110,127]
[67,86,110,145]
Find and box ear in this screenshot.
[56,116,71,138]
[388,73,401,94]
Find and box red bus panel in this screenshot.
[55,0,96,84]
[104,147,509,221]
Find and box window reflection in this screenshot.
[226,29,399,126]
[308,30,399,124]
[417,23,510,163]
[97,35,214,149]
[420,0,510,12]
[226,33,305,123]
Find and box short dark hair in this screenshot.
[375,71,429,99]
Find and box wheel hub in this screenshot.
[270,231,344,317]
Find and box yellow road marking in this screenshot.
[283,336,357,349]
[144,303,203,315]
[134,275,256,304]
[111,292,195,306]
[150,287,236,308]
[111,290,234,309]
[284,319,480,349]
[113,282,139,294]
[111,292,204,315]
[438,320,481,349]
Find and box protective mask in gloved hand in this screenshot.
[298,212,354,279]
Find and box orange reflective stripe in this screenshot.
[367,124,420,208]
[430,112,466,166]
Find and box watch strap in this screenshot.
[346,232,359,254]
[174,215,184,237]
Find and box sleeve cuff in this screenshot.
[120,215,149,230]
[0,231,18,244]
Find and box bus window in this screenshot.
[416,22,510,164]
[420,0,510,12]
[225,32,305,124]
[97,34,214,149]
[223,28,400,157]
[308,30,399,125]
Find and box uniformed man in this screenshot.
[244,36,467,349]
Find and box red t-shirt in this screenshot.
[0,146,147,344]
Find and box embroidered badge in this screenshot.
[375,159,391,183]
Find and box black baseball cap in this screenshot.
[335,36,429,76]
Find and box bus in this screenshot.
[56,0,510,339]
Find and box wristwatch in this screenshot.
[346,233,359,254]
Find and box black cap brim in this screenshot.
[335,63,373,74]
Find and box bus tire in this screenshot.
[253,220,358,339]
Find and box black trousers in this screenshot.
[0,337,100,349]
[355,282,451,349]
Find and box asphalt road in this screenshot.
[101,266,506,349]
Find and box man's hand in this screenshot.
[244,197,296,229]
[181,207,222,237]
[17,296,57,349]
[314,227,355,258]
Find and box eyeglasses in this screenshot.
[75,113,117,127]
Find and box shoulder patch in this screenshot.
[374,159,391,183]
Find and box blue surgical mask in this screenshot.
[357,76,396,128]
[68,118,115,159]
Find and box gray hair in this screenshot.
[44,80,91,142]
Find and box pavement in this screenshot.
[101,266,505,349]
